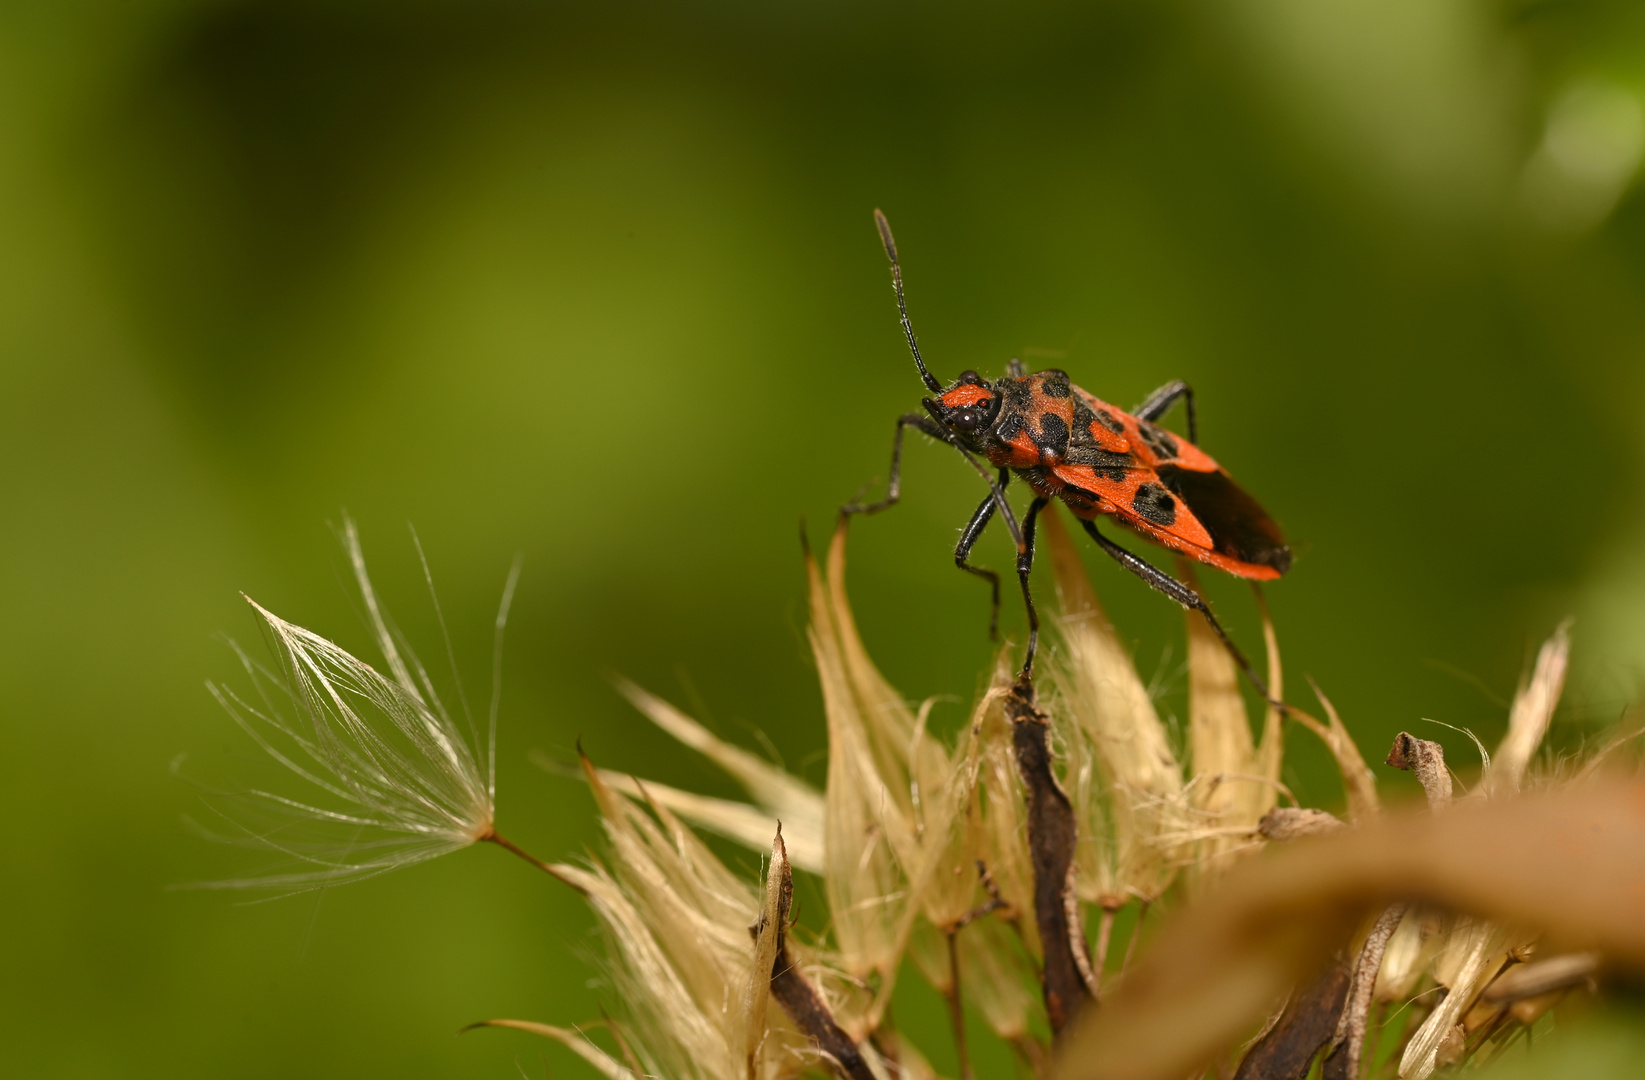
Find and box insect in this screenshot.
[843,210,1291,699]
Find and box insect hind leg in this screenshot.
[1133,380,1197,444]
[1080,519,1279,707]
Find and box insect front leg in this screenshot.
[841,412,948,517]
[1080,519,1279,707]
[1015,496,1051,681]
[954,473,1007,640]
[1133,380,1197,444]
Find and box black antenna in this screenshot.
[874,209,943,394]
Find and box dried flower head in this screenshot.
[201,509,1638,1080]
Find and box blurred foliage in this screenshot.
[2,0,1645,1077]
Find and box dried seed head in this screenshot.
[1177,561,1283,890]
[197,520,499,890]
[1041,509,1186,903]
[807,520,956,1032]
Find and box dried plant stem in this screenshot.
[598,1008,647,1080]
[1007,679,1092,1034]
[943,931,974,1080]
[1232,956,1350,1080]
[1121,900,1150,977]
[1326,904,1408,1080]
[1385,735,1451,808]
[1094,906,1118,1000]
[763,833,876,1080]
[483,830,566,881]
[1012,1034,1052,1079]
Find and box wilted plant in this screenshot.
[198,514,1644,1080]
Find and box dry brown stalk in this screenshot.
[1325,903,1408,1080]
[1319,732,1453,1078]
[1385,735,1452,808]
[764,829,877,1080]
[1232,957,1352,1080]
[1007,679,1093,1035]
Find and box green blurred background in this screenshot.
[4,1,1645,1076]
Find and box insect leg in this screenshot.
[1081,519,1278,705]
[1132,380,1197,444]
[1006,358,1026,378]
[1015,496,1051,680]
[841,412,949,517]
[954,472,1008,639]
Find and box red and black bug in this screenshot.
[843,210,1291,699]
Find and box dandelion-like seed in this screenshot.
[198,519,514,890]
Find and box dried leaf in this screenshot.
[1486,621,1572,796]
[1180,561,1266,890]
[1008,683,1092,1033]
[1232,956,1349,1080]
[765,827,878,1080]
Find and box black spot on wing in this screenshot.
[1064,443,1134,482]
[1131,483,1177,526]
[1137,422,1178,461]
[1094,408,1125,434]
[1000,378,1033,407]
[1155,464,1291,573]
[1033,413,1069,459]
[1039,370,1071,397]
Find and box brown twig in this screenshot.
[1386,734,1452,808]
[1007,677,1092,1035]
[1232,956,1351,1080]
[944,931,974,1080]
[763,837,876,1080]
[1324,904,1407,1080]
[482,830,568,881]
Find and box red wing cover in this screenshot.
[1153,463,1291,575]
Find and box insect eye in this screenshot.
[950,408,983,432]
[958,370,982,385]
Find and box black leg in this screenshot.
[841,412,948,517]
[1007,358,1026,378]
[1133,380,1197,444]
[1080,519,1278,706]
[844,404,1043,678]
[954,471,1009,640]
[1016,497,1050,680]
